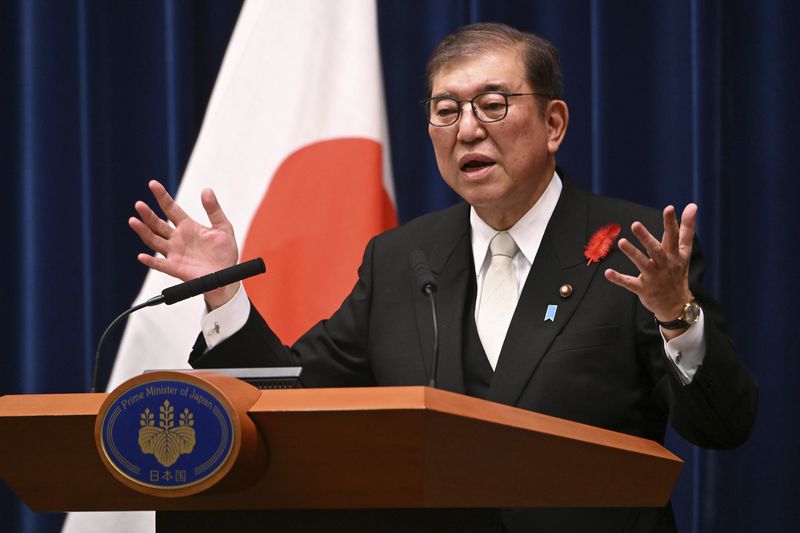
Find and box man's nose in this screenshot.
[456,103,486,143]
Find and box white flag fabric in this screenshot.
[63,0,394,531]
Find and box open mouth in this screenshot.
[459,155,496,174]
[461,160,495,171]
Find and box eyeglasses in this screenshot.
[420,92,550,127]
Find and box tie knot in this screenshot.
[489,231,518,258]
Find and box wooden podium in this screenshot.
[0,374,682,531]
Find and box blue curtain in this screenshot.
[2,1,798,532]
[0,1,243,532]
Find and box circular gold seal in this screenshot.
[95,370,265,498]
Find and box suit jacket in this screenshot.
[190,177,758,532]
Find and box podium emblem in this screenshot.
[98,377,235,492]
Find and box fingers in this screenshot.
[678,203,697,256]
[605,204,698,319]
[630,221,666,265]
[136,253,178,279]
[131,181,237,281]
[134,200,173,239]
[661,205,679,255]
[629,202,695,266]
[136,252,160,270]
[149,180,189,225]
[200,188,232,229]
[129,216,169,256]
[617,237,650,273]
[604,268,642,295]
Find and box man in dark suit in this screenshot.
[131,23,757,533]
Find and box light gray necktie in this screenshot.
[477,231,519,370]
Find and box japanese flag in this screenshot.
[63,0,394,531]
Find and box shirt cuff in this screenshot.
[200,283,250,350]
[660,309,706,385]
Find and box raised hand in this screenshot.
[604,204,697,337]
[129,180,240,309]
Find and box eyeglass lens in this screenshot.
[427,93,508,126]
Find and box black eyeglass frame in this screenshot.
[419,91,552,127]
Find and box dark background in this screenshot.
[2,1,797,532]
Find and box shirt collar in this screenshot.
[470,170,563,276]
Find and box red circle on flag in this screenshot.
[242,138,396,344]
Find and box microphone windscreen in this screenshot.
[161,257,266,305]
[409,249,436,293]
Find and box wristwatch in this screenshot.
[656,297,701,330]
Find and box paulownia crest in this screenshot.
[138,400,196,467]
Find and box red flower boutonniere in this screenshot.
[585,223,621,266]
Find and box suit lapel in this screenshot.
[487,180,604,406]
[411,204,471,394]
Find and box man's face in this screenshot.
[427,48,566,229]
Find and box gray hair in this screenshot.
[425,22,563,104]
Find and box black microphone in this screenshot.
[158,257,266,305]
[409,250,440,388]
[90,258,267,393]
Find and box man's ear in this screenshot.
[545,99,569,154]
